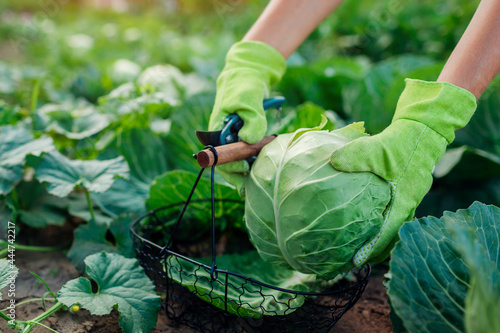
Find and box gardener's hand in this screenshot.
[209,41,286,195]
[330,79,477,265]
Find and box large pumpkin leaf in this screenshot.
[92,127,169,217]
[167,250,316,318]
[67,215,135,271]
[389,202,500,333]
[0,126,54,195]
[29,151,129,197]
[58,252,160,333]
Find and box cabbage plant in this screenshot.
[245,122,392,278]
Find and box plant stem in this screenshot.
[0,243,69,258]
[28,321,61,333]
[21,301,64,333]
[84,189,96,221]
[0,298,55,312]
[31,79,41,113]
[0,310,12,321]
[10,188,20,209]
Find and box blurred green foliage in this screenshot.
[0,0,498,226]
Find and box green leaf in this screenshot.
[91,127,168,217]
[389,202,500,333]
[277,57,367,114]
[447,221,500,333]
[0,125,54,195]
[92,177,150,218]
[342,55,438,134]
[105,128,170,184]
[0,199,14,236]
[67,215,135,271]
[0,101,21,126]
[17,181,68,228]
[167,250,316,318]
[165,93,213,173]
[146,170,240,215]
[58,252,161,333]
[146,170,242,241]
[0,259,18,300]
[434,145,500,179]
[36,103,110,140]
[268,102,337,136]
[29,151,129,197]
[98,81,176,128]
[455,79,500,157]
[68,192,113,226]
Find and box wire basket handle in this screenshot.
[159,146,220,281]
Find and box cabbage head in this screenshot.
[245,122,391,278]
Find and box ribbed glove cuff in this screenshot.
[224,41,286,86]
[392,79,477,143]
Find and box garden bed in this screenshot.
[0,250,392,332]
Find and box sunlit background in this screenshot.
[1,0,498,218]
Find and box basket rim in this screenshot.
[131,199,371,297]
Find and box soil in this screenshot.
[1,223,392,333]
[0,249,392,333]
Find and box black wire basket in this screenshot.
[131,163,371,333]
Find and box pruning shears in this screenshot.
[194,97,285,168]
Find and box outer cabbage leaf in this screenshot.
[245,123,391,278]
[388,202,500,333]
[58,252,160,333]
[448,220,500,333]
[167,250,316,318]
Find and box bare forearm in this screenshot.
[243,0,344,59]
[438,0,500,98]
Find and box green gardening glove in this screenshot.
[330,79,477,265]
[208,41,286,195]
